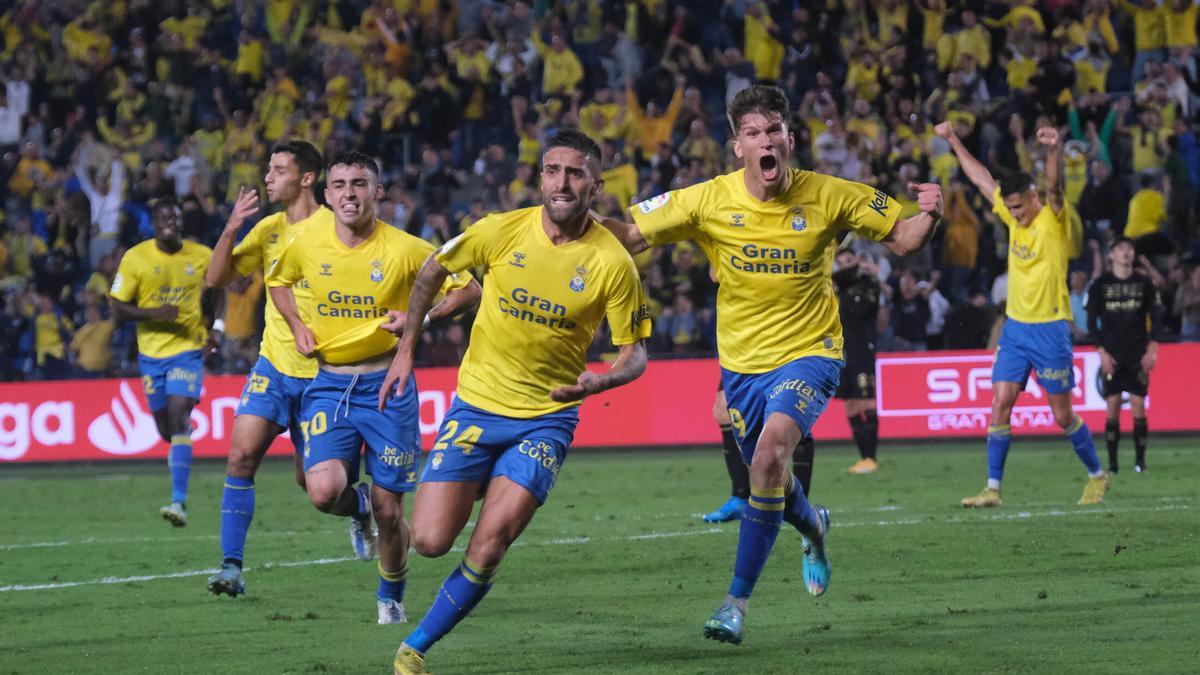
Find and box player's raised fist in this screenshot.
[934,121,955,139]
[907,182,943,218]
[1036,126,1060,147]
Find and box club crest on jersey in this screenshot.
[370,259,384,283]
[510,251,527,268]
[185,263,195,275]
[431,452,443,470]
[637,193,670,214]
[320,263,332,276]
[570,264,587,292]
[791,207,807,231]
[730,212,745,227]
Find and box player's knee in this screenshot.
[226,446,260,478]
[412,530,454,558]
[1052,408,1075,429]
[306,483,342,513]
[371,493,404,527]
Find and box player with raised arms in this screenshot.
[595,84,943,644]
[384,129,652,674]
[203,140,335,598]
[936,121,1109,507]
[267,150,480,623]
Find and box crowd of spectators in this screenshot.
[3,0,1200,382]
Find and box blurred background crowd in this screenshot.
[3,0,1200,381]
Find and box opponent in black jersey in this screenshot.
[833,249,882,474]
[1086,238,1160,473]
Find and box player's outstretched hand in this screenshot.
[1036,126,1060,147]
[550,370,605,403]
[378,350,414,411]
[152,304,180,322]
[225,186,260,232]
[907,182,943,218]
[380,310,407,337]
[293,324,317,358]
[933,121,955,139]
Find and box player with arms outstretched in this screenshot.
[109,198,219,527]
[267,151,480,623]
[204,140,335,597]
[937,121,1109,507]
[386,130,651,674]
[597,84,942,644]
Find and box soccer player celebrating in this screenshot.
[1086,237,1159,474]
[937,121,1110,507]
[109,198,218,527]
[204,141,334,597]
[267,151,480,623]
[384,129,651,674]
[597,84,943,644]
[834,249,883,474]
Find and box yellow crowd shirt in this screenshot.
[434,207,651,418]
[1166,3,1199,48]
[1125,188,1166,239]
[72,319,115,372]
[631,169,901,373]
[991,187,1072,324]
[267,218,469,365]
[110,239,213,359]
[34,311,70,365]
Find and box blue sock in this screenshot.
[405,557,496,654]
[986,425,1012,483]
[728,486,785,600]
[220,476,255,565]
[378,562,408,602]
[781,473,820,538]
[168,434,192,504]
[1066,417,1102,474]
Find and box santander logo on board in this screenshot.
[86,380,161,456]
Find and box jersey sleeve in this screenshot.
[629,182,704,246]
[831,177,902,241]
[434,214,504,274]
[231,220,264,276]
[991,187,1019,229]
[603,255,653,346]
[109,250,141,303]
[265,236,303,288]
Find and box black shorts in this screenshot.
[835,356,875,400]
[1100,362,1149,398]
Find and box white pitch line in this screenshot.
[1,503,1191,594]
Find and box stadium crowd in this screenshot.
[2,0,1200,381]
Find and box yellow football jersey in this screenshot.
[631,169,901,373]
[435,207,651,418]
[991,187,1072,324]
[232,206,333,378]
[267,219,469,365]
[110,239,213,359]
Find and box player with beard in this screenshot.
[1086,237,1160,473]
[596,84,943,644]
[204,141,336,598]
[833,248,883,474]
[384,129,651,674]
[109,198,219,527]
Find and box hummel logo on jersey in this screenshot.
[320,263,333,276]
[730,213,745,227]
[510,251,527,268]
[867,189,890,217]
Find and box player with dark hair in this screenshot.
[1086,237,1159,473]
[834,248,882,474]
[268,150,481,623]
[386,128,651,674]
[109,198,219,527]
[937,121,1109,508]
[597,84,942,644]
[204,140,335,597]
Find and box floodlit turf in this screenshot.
[2,438,1198,674]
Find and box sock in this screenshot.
[849,414,868,460]
[720,424,750,500]
[168,434,192,504]
[405,556,497,654]
[354,483,371,520]
[1065,416,1103,475]
[781,472,820,538]
[791,437,815,496]
[986,425,1012,484]
[728,486,786,600]
[220,476,255,565]
[1133,417,1148,467]
[378,561,408,603]
[1105,419,1121,469]
[861,409,879,460]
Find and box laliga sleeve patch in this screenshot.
[111,273,123,293]
[636,193,670,214]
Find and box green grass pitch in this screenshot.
[2,438,1198,674]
